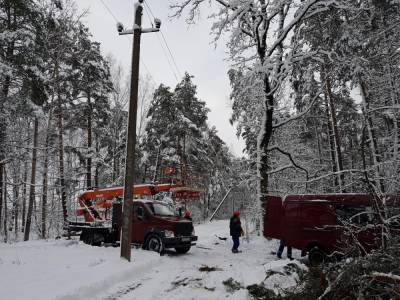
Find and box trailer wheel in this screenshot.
[308,247,325,267]
[175,246,191,254]
[145,235,164,253]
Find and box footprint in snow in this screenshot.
[89,258,106,267]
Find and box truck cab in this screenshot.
[130,199,196,253]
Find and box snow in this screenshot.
[0,220,305,299]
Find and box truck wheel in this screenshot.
[80,230,103,246]
[145,235,164,253]
[175,246,191,254]
[80,230,90,244]
[90,232,104,246]
[308,247,325,267]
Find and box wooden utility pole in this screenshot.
[119,0,160,262]
[120,1,143,262]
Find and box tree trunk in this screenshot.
[112,136,117,183]
[86,92,92,189]
[325,91,338,190]
[94,133,99,188]
[0,163,3,234]
[258,74,274,198]
[182,134,186,185]
[1,1,14,234]
[24,117,39,241]
[359,77,384,192]
[21,159,28,232]
[153,142,162,183]
[0,77,9,238]
[314,121,323,165]
[326,77,345,192]
[57,94,68,222]
[258,6,286,202]
[3,169,8,242]
[13,174,19,238]
[41,110,52,239]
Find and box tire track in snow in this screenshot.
[56,256,161,300]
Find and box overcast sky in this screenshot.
[75,0,246,156]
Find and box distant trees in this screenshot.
[0,0,116,241]
[0,0,233,241]
[142,73,231,180]
[173,0,400,198]
[142,73,233,218]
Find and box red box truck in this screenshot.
[264,194,400,265]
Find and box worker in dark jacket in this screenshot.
[277,239,293,260]
[229,210,244,253]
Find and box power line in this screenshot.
[140,60,157,85]
[159,29,182,78]
[142,4,179,83]
[99,0,118,22]
[144,0,182,79]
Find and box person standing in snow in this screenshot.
[230,210,244,253]
[184,210,192,221]
[277,239,293,260]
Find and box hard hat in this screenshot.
[184,211,192,217]
[233,210,240,216]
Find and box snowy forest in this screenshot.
[1,0,400,299]
[0,0,239,242]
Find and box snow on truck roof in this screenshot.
[280,194,400,205]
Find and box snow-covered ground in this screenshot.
[0,220,306,300]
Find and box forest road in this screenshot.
[102,220,280,300]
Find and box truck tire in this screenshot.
[308,246,325,267]
[145,235,164,253]
[175,246,191,254]
[80,230,104,246]
[80,230,90,244]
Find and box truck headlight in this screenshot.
[165,230,174,238]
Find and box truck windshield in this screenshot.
[145,203,175,217]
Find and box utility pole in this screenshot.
[118,0,161,262]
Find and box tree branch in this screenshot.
[267,146,309,179]
[273,89,323,129]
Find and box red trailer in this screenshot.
[264,194,400,265]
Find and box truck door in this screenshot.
[300,203,336,252]
[263,196,283,239]
[283,201,301,249]
[132,203,147,243]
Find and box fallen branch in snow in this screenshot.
[195,245,213,250]
[366,272,400,285]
